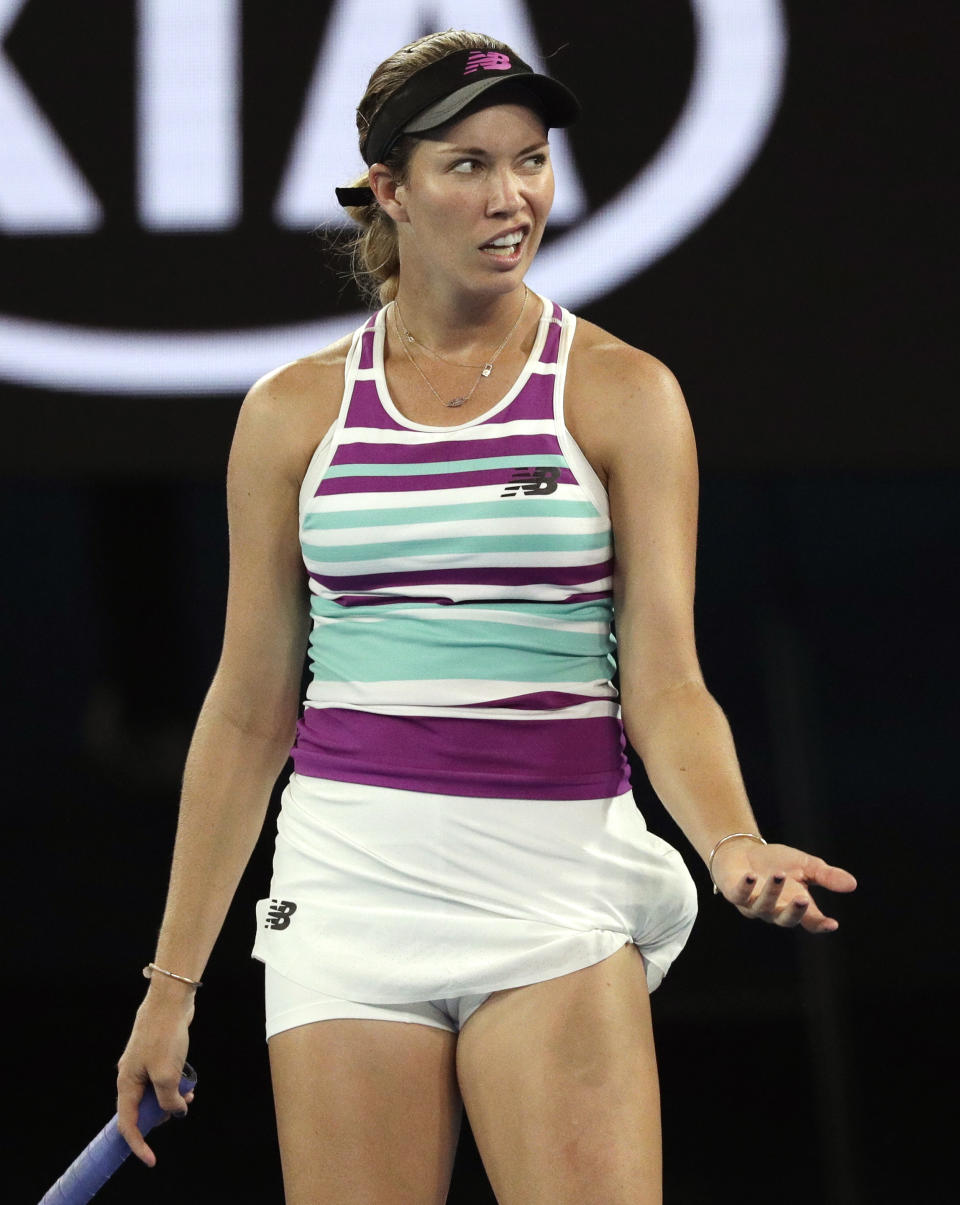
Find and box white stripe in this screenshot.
[304,482,591,514]
[388,608,608,634]
[302,700,619,721]
[302,548,611,574]
[553,308,609,519]
[297,322,365,517]
[335,418,556,445]
[307,577,613,602]
[309,608,608,635]
[303,514,609,546]
[305,679,615,706]
[309,614,384,626]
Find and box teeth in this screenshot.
[488,232,524,247]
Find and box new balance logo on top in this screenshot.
[464,51,512,74]
[265,899,298,930]
[500,466,562,497]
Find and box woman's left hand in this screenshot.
[710,840,857,933]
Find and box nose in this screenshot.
[485,166,522,217]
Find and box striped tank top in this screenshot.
[291,294,631,801]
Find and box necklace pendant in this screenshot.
[446,396,467,408]
[480,363,493,378]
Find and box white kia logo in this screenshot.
[0,0,786,395]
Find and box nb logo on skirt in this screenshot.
[265,899,298,930]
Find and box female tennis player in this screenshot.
[116,30,856,1204]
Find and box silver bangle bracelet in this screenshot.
[143,962,203,989]
[708,832,767,895]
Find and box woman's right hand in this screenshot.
[116,980,197,1166]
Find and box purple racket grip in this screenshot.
[38,1062,197,1205]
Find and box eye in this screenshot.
[523,153,548,169]
[450,158,483,174]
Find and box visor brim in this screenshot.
[403,74,579,136]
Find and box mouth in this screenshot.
[479,227,528,265]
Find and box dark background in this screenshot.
[6,1,956,1200]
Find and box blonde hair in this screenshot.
[339,30,514,307]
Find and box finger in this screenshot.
[787,891,841,934]
[116,1078,156,1168]
[801,909,840,934]
[774,895,810,927]
[797,856,857,893]
[152,1069,189,1117]
[732,873,758,906]
[116,1113,156,1166]
[755,873,787,915]
[818,865,857,892]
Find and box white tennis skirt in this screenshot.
[252,772,698,1003]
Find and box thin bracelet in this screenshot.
[708,832,767,895]
[143,962,203,989]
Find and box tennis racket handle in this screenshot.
[38,1063,197,1205]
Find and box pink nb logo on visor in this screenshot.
[464,51,512,74]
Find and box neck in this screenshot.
[393,275,529,358]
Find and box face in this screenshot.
[384,102,555,294]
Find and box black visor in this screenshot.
[361,47,580,167]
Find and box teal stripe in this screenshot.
[323,453,566,479]
[302,531,611,562]
[310,596,613,624]
[303,498,600,530]
[309,617,615,683]
[434,599,612,619]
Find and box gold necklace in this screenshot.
[395,308,482,369]
[392,287,528,408]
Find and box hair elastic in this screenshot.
[335,186,376,207]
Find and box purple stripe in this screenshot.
[331,433,562,466]
[560,589,612,604]
[317,466,578,495]
[321,593,611,608]
[357,322,376,371]
[326,594,464,607]
[306,559,614,590]
[307,558,613,591]
[341,379,408,431]
[482,375,555,424]
[292,706,631,800]
[538,305,563,364]
[464,690,607,709]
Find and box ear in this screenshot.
[369,163,410,224]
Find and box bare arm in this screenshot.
[116,355,339,1163]
[602,351,758,867]
[149,385,311,985]
[569,332,855,933]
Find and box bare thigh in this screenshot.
[269,1018,463,1205]
[455,941,661,1205]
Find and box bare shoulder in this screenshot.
[567,317,680,397]
[233,332,355,486]
[241,333,354,432]
[566,318,684,436]
[564,318,692,484]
